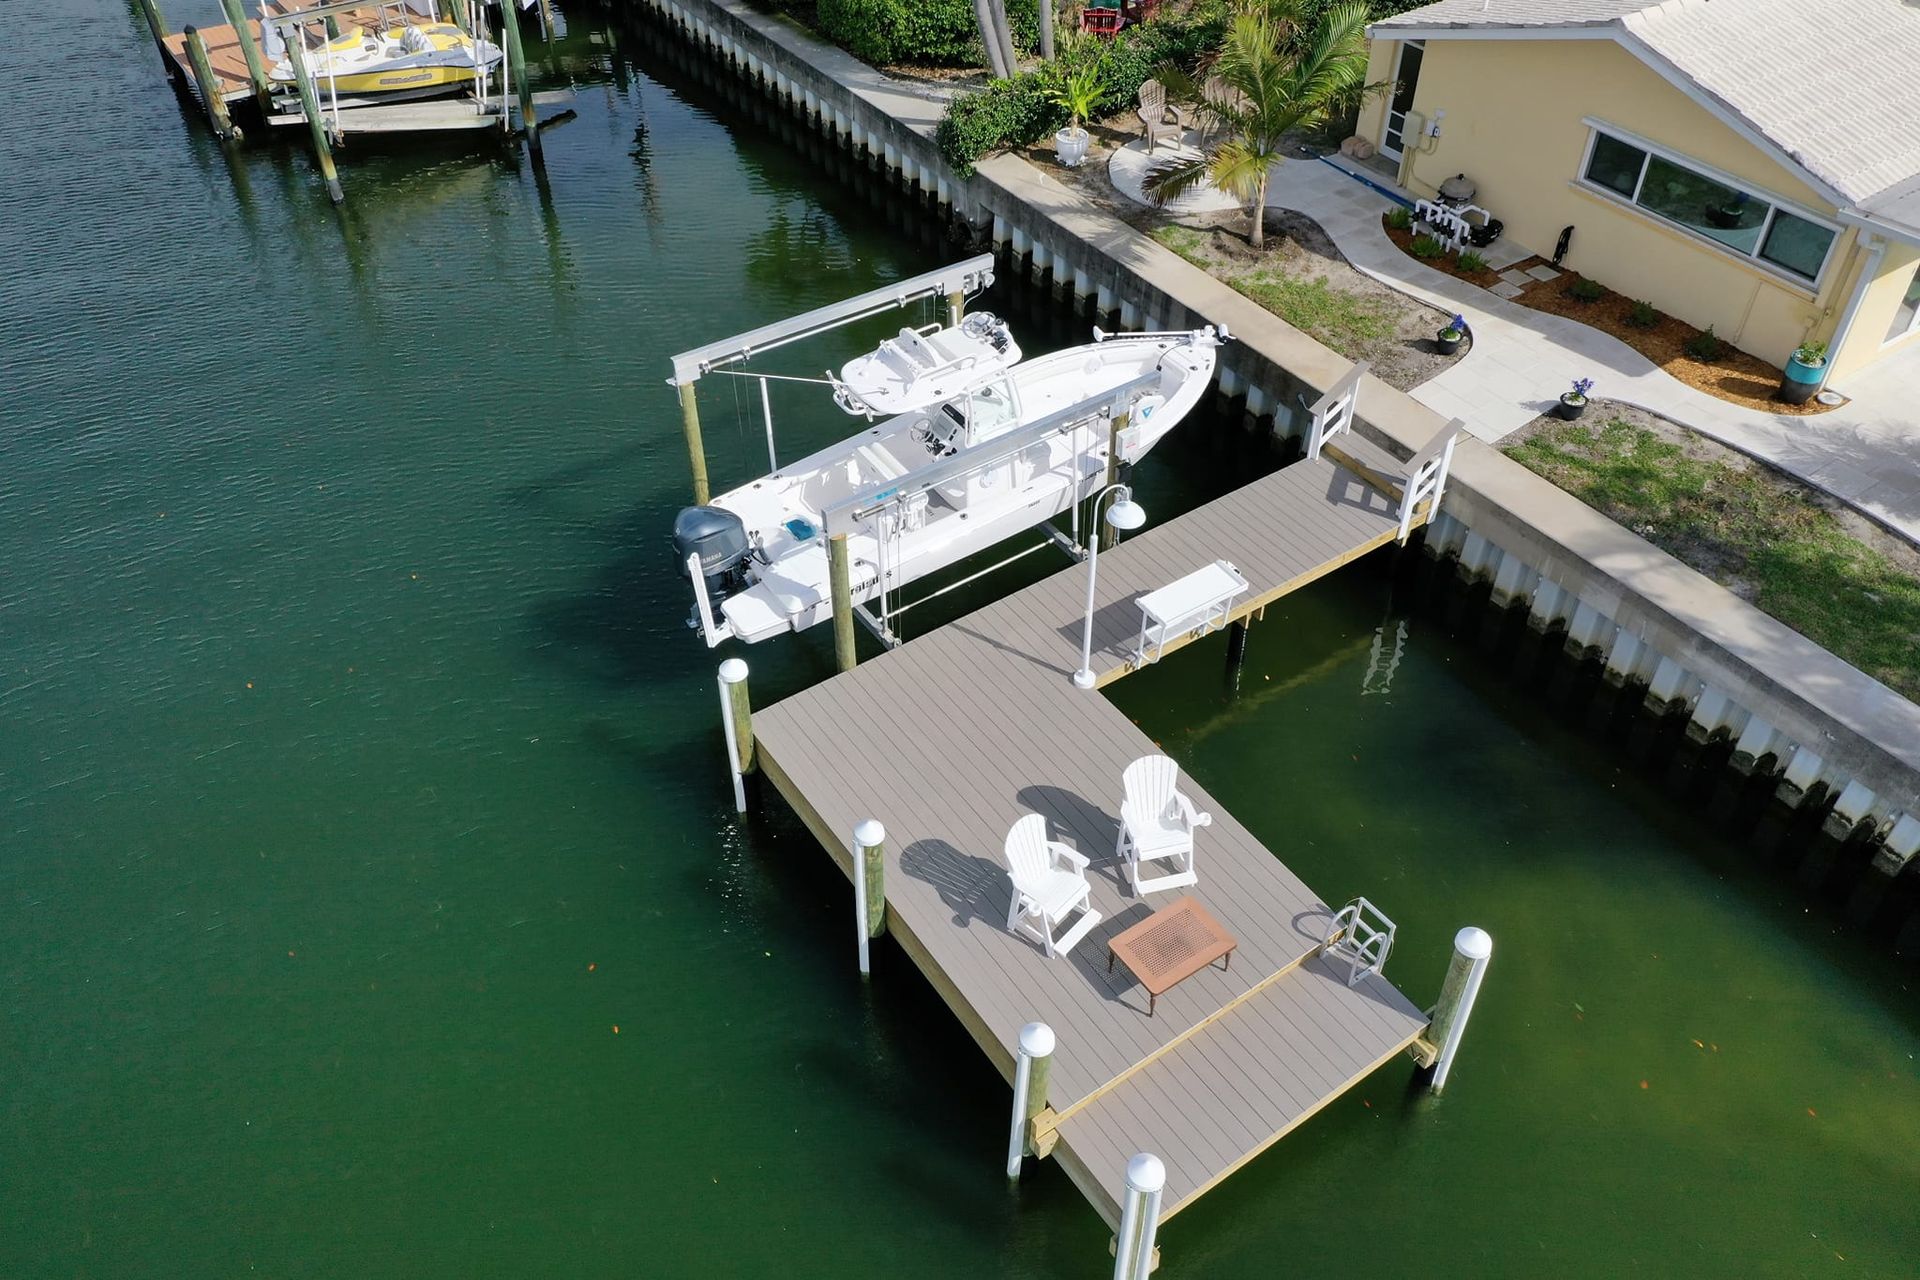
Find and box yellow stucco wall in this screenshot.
[1360,35,1913,373]
[1835,243,1920,378]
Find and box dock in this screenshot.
[751,421,1455,1232]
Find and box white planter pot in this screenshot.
[1054,127,1090,168]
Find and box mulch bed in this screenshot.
[1381,220,1501,289]
[1378,213,1839,416]
[1512,274,1837,416]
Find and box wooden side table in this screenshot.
[1106,896,1237,1016]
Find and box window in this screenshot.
[1585,134,1645,198]
[1578,126,1838,284]
[1888,266,1920,344]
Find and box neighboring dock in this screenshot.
[140,0,569,199]
[749,403,1474,1238]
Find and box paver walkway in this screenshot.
[1110,138,1920,542]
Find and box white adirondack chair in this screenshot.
[1004,814,1104,959]
[1116,755,1210,895]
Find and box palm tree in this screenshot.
[1147,0,1377,248]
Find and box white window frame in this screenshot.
[1572,120,1843,290]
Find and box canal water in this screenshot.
[3,4,1913,1276]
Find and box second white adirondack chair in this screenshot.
[1116,755,1210,895]
[1004,814,1104,959]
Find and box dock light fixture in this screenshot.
[1072,484,1147,690]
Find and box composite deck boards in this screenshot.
[754,450,1432,1228]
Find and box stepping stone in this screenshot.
[1525,264,1562,282]
[1498,269,1532,287]
[1491,282,1525,300]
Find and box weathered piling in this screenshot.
[829,533,856,673]
[676,381,709,504]
[136,0,174,76]
[498,3,541,154]
[283,30,344,204]
[217,0,273,112]
[183,28,240,140]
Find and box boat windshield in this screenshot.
[967,380,1019,442]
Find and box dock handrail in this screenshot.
[1305,361,1366,463]
[1398,418,1465,544]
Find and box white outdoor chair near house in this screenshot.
[1135,79,1184,154]
[1116,754,1210,895]
[1004,814,1104,959]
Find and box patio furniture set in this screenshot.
[1003,752,1237,1015]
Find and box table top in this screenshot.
[1137,560,1248,624]
[1108,897,1238,996]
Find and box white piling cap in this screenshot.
[1125,1152,1166,1194]
[1454,926,1493,961]
[1019,1022,1055,1058]
[718,658,749,684]
[853,819,886,850]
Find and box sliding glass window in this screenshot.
[1579,127,1837,284]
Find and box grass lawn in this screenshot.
[1152,225,1397,352]
[1505,417,1920,700]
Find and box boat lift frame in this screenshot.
[666,255,997,506]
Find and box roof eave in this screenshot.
[1365,22,1622,40]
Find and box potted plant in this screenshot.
[1558,377,1593,420]
[1779,340,1828,405]
[1048,60,1104,168]
[1436,314,1468,354]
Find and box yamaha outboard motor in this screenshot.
[672,505,752,629]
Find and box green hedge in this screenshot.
[809,0,1043,67]
[936,6,1227,176]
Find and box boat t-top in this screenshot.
[669,258,1227,648]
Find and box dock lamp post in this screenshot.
[1072,484,1146,689]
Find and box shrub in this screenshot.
[1626,299,1659,329]
[1685,325,1724,360]
[1568,277,1605,303]
[936,6,1228,174]
[1384,205,1412,231]
[1456,249,1486,273]
[1409,233,1446,259]
[814,0,1042,67]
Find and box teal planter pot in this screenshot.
[1779,354,1826,405]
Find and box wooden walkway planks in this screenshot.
[752,449,1433,1229]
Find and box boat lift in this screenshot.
[666,255,997,507]
[668,256,1170,660]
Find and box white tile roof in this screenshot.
[1374,0,1920,233]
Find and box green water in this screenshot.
[3,4,1914,1276]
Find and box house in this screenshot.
[1354,0,1920,381]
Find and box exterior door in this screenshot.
[1380,41,1424,162]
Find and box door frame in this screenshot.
[1379,39,1425,163]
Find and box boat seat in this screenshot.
[856,441,911,485]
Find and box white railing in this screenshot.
[1305,360,1366,462]
[1398,417,1465,544]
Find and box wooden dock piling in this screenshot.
[183,28,241,140]
[136,0,174,76]
[828,533,856,673]
[676,382,709,504]
[217,0,273,112]
[283,32,344,204]
[498,2,541,154]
